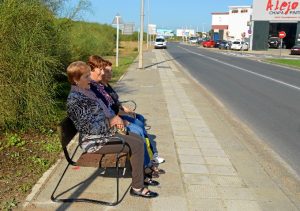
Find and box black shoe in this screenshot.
[144,178,160,186]
[130,187,158,198]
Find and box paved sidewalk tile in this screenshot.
[181,164,209,174]
[178,155,205,164]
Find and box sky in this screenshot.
[71,0,253,31]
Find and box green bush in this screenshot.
[120,31,147,41]
[0,0,133,132]
[0,0,61,130]
[69,21,116,61]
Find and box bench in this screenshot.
[50,117,131,206]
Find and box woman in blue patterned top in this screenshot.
[66,61,158,198]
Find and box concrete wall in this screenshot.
[252,21,269,50]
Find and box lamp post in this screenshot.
[138,0,144,69]
[112,14,122,67]
[147,0,150,49]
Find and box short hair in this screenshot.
[103,59,112,67]
[87,55,106,71]
[66,61,91,85]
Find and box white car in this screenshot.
[154,37,167,49]
[189,37,199,44]
[230,41,249,51]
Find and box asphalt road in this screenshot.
[166,42,300,176]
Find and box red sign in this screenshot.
[278,31,286,39]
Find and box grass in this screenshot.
[0,41,140,210]
[266,58,300,69]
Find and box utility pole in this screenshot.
[138,0,144,69]
[112,14,122,67]
[146,0,150,49]
[116,15,120,67]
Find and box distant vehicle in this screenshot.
[189,37,199,44]
[202,40,215,48]
[154,37,167,49]
[290,45,300,55]
[230,40,249,50]
[268,37,286,49]
[214,40,223,48]
[218,41,231,50]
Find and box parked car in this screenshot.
[230,40,249,50]
[218,41,231,50]
[291,45,300,55]
[214,40,223,48]
[154,37,167,49]
[202,40,215,48]
[268,37,286,49]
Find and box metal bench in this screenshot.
[50,117,131,206]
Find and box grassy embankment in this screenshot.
[266,58,300,69]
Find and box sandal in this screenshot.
[144,178,160,186]
[145,166,166,175]
[145,172,159,179]
[130,187,158,198]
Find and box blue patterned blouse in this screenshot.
[67,88,115,153]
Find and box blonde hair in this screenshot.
[67,61,91,85]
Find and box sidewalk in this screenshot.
[23,49,300,210]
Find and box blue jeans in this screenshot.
[126,123,150,167]
[122,114,158,155]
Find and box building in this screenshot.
[228,6,252,41]
[251,0,300,50]
[211,6,252,41]
[211,12,229,40]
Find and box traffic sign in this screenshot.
[278,31,286,39]
[241,32,246,38]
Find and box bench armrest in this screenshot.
[120,100,137,111]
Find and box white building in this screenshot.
[228,6,252,40]
[211,12,229,40]
[211,6,252,41]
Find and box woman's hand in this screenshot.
[109,115,125,129]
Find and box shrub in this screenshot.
[0,0,61,130]
[69,21,116,61]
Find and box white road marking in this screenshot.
[179,46,300,91]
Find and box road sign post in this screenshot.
[278,31,286,57]
[241,32,246,54]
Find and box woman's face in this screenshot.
[75,70,91,89]
[90,67,104,82]
[103,66,112,82]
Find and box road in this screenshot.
[166,42,300,176]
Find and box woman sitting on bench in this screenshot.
[66,61,158,198]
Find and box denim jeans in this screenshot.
[122,114,158,155]
[126,122,150,167]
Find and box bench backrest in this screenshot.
[58,117,78,148]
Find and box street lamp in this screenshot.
[138,0,144,69]
[147,0,150,49]
[112,13,123,67]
